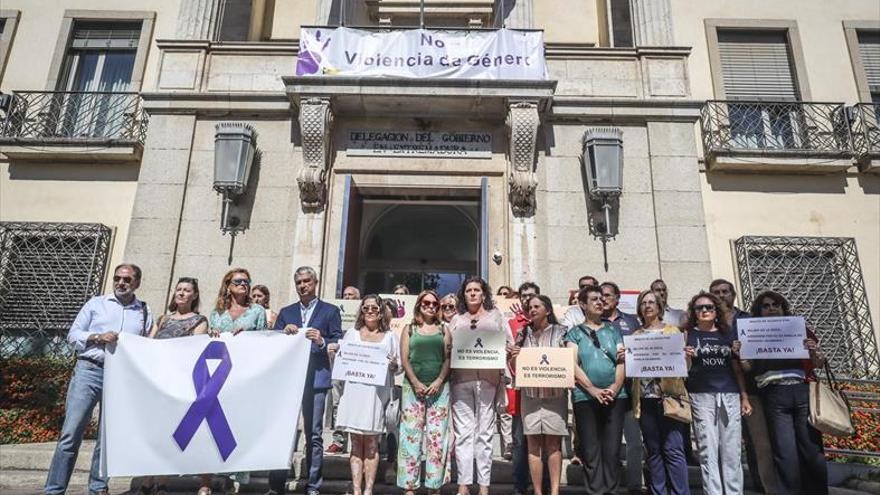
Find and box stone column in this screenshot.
[297,97,334,210]
[175,0,222,40]
[500,0,534,29]
[630,0,674,46]
[507,100,539,217]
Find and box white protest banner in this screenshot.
[515,347,576,388]
[623,332,688,378]
[102,331,310,476]
[331,340,390,386]
[327,298,362,330]
[738,316,809,360]
[451,329,507,369]
[296,27,546,80]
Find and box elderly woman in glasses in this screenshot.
[335,295,401,495]
[448,277,512,495]
[565,285,626,495]
[208,268,267,336]
[684,291,751,495]
[741,291,827,495]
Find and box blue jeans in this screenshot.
[45,360,107,495]
[763,383,827,495]
[269,385,328,493]
[639,399,689,495]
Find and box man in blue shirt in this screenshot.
[268,266,342,495]
[45,264,152,495]
[600,281,643,494]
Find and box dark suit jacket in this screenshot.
[274,298,343,389]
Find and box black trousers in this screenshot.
[574,399,626,495]
[763,383,828,495]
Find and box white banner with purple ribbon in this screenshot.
[101,331,311,476]
[296,27,546,80]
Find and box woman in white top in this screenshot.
[335,295,400,495]
[449,277,512,495]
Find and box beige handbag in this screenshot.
[809,364,854,437]
[662,393,692,424]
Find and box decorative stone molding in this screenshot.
[297,97,334,209]
[175,0,222,40]
[630,0,674,47]
[507,101,539,217]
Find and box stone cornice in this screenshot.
[140,91,291,116]
[550,97,703,123]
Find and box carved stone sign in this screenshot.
[345,129,492,158]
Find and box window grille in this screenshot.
[734,236,879,379]
[0,222,112,358]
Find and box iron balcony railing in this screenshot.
[0,91,147,145]
[849,102,880,157]
[701,100,851,156]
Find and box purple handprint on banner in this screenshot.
[296,30,333,76]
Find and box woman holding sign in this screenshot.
[335,295,400,495]
[742,291,827,495]
[396,290,452,495]
[449,277,511,495]
[565,285,627,495]
[623,290,690,495]
[509,294,569,495]
[684,292,751,495]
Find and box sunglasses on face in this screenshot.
[694,304,716,313]
[441,304,455,311]
[362,305,381,314]
[421,300,439,309]
[762,301,782,310]
[230,279,251,286]
[113,275,133,284]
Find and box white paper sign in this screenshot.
[102,331,311,476]
[331,341,390,386]
[618,290,640,315]
[738,316,809,360]
[451,329,507,369]
[623,332,688,378]
[296,27,546,80]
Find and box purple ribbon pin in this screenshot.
[173,341,237,460]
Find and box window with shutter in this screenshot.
[857,30,880,103]
[717,30,799,100]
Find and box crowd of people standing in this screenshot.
[46,263,830,495]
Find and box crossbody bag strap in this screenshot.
[577,324,617,365]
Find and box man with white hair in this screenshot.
[268,267,343,495]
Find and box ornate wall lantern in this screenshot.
[213,123,256,236]
[582,127,623,271]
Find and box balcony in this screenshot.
[700,100,853,173]
[0,91,147,162]
[850,102,880,173]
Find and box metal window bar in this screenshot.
[0,222,112,358]
[701,100,851,156]
[734,236,880,379]
[0,91,147,145]
[850,102,880,156]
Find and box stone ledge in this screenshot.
[550,97,702,123]
[140,92,292,116]
[706,151,854,174]
[0,141,142,162]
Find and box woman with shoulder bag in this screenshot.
[620,290,689,495]
[741,291,827,495]
[565,285,627,495]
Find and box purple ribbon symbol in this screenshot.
[173,341,237,460]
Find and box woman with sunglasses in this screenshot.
[508,294,568,495]
[449,277,512,495]
[208,268,267,336]
[565,285,626,495]
[684,291,751,495]
[741,291,826,495]
[439,293,458,323]
[622,290,689,495]
[335,295,400,495]
[396,290,452,495]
